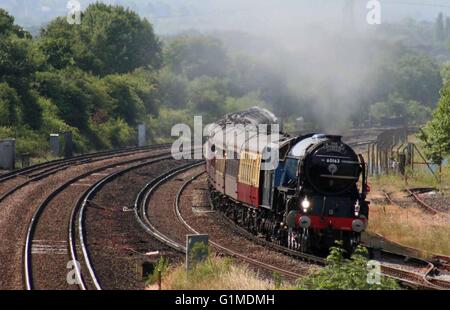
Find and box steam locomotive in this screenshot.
[204,107,369,254]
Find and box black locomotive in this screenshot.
[205,107,369,254]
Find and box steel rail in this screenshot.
[0,144,171,183]
[0,144,171,205]
[24,150,172,290]
[174,172,304,279]
[73,155,183,290]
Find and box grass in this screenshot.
[371,162,450,193]
[368,203,450,256]
[160,256,277,290]
[157,248,400,290]
[368,151,450,256]
[368,133,450,192]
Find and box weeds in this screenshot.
[368,204,450,255]
[163,255,274,290]
[296,244,400,290]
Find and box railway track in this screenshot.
[0,141,207,289]
[135,161,447,289]
[69,154,191,290]
[0,142,200,289]
[0,144,170,205]
[135,163,308,281]
[405,188,447,215]
[24,150,176,289]
[175,172,305,279]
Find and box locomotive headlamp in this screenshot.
[354,200,360,217]
[302,197,310,212]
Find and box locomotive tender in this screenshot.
[204,107,369,253]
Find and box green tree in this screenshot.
[38,17,78,70]
[388,54,442,107]
[442,62,450,85]
[39,3,162,76]
[0,82,21,126]
[419,85,450,164]
[0,8,30,38]
[406,100,432,125]
[158,67,189,109]
[35,69,92,131]
[187,76,228,121]
[164,35,229,80]
[0,12,43,129]
[370,93,431,125]
[103,69,160,126]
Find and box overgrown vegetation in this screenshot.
[162,256,274,290]
[160,245,400,290]
[419,65,450,164]
[145,256,170,287]
[368,204,450,256]
[296,245,400,290]
[372,161,450,193]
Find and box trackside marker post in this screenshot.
[186,234,209,272]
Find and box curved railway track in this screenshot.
[135,162,449,289]
[0,143,199,289]
[174,172,305,279]
[0,144,170,205]
[214,193,446,289]
[405,188,447,216]
[24,150,176,289]
[69,154,188,290]
[134,163,309,281]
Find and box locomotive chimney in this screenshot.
[326,135,342,142]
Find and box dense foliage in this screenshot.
[0,5,161,156]
[0,4,448,159]
[297,245,400,290]
[419,61,450,164]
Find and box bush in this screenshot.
[0,126,46,157]
[145,257,170,286]
[0,82,21,126]
[91,118,136,149]
[296,244,401,290]
[147,107,192,144]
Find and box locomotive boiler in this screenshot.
[205,107,369,254]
